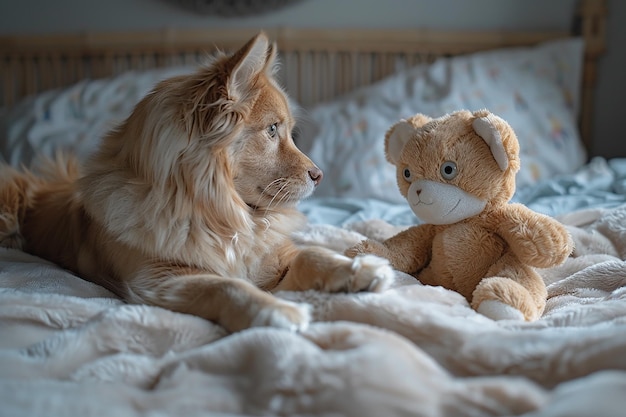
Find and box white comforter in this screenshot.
[1,200,626,417]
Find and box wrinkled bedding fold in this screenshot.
[2,199,626,416]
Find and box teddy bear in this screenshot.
[345,109,574,321]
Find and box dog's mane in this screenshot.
[76,59,297,274]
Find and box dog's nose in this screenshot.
[308,167,323,186]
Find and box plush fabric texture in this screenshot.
[346,110,574,321]
[300,38,586,203]
[2,203,626,416]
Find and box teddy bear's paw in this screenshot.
[508,221,574,268]
[477,300,525,321]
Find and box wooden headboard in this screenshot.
[0,0,606,152]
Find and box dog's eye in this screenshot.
[403,168,411,180]
[440,161,458,180]
[267,123,278,138]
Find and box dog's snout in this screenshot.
[308,167,323,186]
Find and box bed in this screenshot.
[3,0,626,416]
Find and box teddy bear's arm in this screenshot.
[495,203,574,268]
[345,224,438,274]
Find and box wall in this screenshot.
[0,0,579,34]
[0,0,623,158]
[591,0,626,158]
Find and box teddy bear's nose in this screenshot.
[415,188,422,196]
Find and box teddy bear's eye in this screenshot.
[440,161,458,180]
[403,168,411,180]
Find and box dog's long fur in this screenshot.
[0,32,392,332]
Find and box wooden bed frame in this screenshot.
[0,0,606,152]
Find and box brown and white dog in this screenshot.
[0,32,392,333]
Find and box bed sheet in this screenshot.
[2,158,626,416]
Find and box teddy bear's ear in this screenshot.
[472,114,509,171]
[405,113,432,128]
[384,120,415,165]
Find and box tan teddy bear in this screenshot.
[345,109,574,321]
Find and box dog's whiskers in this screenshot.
[275,186,292,207]
[265,180,290,214]
[258,178,287,205]
[253,178,283,209]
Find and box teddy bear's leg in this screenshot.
[471,252,547,321]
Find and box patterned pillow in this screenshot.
[0,66,194,166]
[299,38,586,204]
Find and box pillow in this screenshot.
[0,66,195,167]
[299,38,586,204]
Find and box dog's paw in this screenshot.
[344,241,369,259]
[344,245,360,259]
[251,300,311,332]
[348,254,394,293]
[477,300,525,321]
[344,239,385,259]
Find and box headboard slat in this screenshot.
[0,28,576,109]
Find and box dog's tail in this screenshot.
[0,153,80,249]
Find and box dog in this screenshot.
[0,32,393,333]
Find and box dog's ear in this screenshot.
[263,41,279,76]
[226,32,271,100]
[182,32,273,141]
